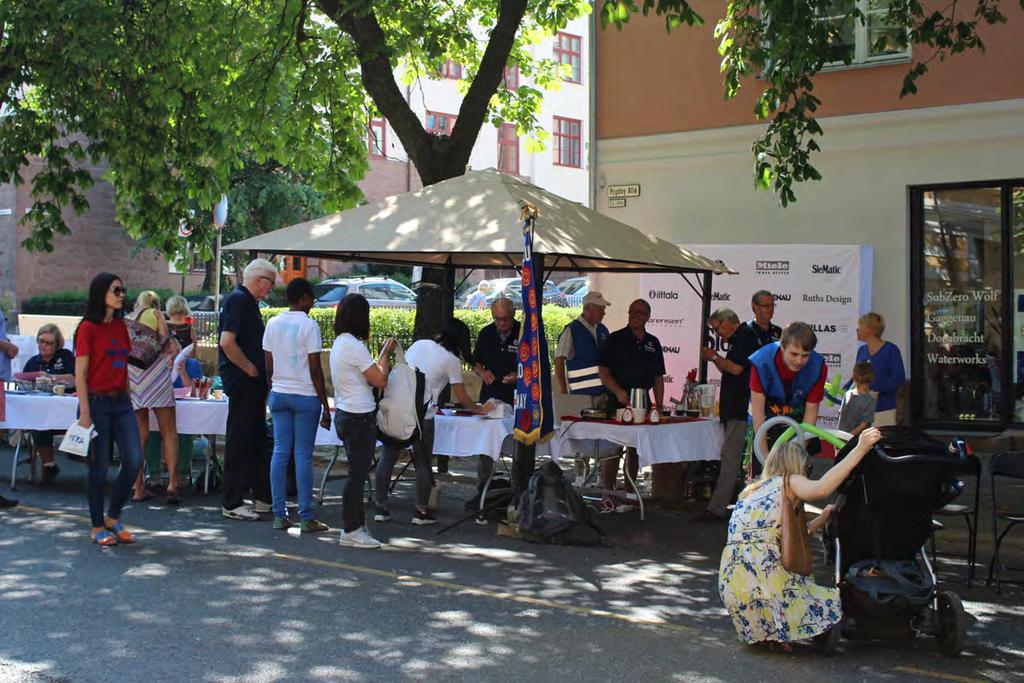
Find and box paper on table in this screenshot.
[482,399,512,419]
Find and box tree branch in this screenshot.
[450,0,527,165]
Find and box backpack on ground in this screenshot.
[517,460,603,546]
[376,343,426,448]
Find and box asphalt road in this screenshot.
[1,449,1022,683]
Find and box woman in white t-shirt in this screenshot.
[374,318,491,526]
[263,279,332,533]
[329,294,396,549]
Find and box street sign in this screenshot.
[607,198,627,208]
[607,184,640,199]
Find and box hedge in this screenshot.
[259,306,581,357]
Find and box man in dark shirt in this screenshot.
[468,297,520,500]
[597,299,665,502]
[696,308,760,521]
[750,289,782,347]
[218,258,276,521]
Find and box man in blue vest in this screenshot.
[554,291,612,401]
[749,321,828,457]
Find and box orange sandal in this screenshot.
[91,529,118,546]
[105,521,135,544]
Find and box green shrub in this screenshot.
[259,305,581,357]
[21,287,209,316]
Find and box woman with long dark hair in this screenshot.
[374,318,491,526]
[329,294,395,548]
[74,273,142,546]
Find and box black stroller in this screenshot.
[817,425,968,655]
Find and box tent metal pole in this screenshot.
[698,270,713,383]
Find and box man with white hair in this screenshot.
[219,258,277,521]
[467,280,491,310]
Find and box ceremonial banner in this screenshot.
[641,244,871,429]
[514,206,554,445]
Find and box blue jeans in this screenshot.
[85,393,142,528]
[268,391,321,520]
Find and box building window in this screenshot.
[553,32,582,83]
[503,65,519,90]
[368,118,386,158]
[552,116,581,168]
[441,59,462,80]
[497,123,519,175]
[820,0,910,66]
[910,180,1024,429]
[426,111,456,135]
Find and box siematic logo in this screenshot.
[755,259,790,275]
[812,263,842,275]
[711,292,731,301]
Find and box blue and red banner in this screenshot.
[514,204,553,445]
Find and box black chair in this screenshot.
[987,451,1024,593]
[930,454,982,583]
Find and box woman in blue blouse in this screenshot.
[855,312,905,426]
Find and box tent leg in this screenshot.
[698,270,713,383]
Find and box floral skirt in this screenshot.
[718,531,841,644]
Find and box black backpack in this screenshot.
[517,461,603,546]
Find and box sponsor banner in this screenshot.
[639,245,869,426]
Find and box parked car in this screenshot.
[557,277,589,307]
[458,277,567,309]
[312,277,417,310]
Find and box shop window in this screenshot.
[553,32,582,83]
[917,186,1003,424]
[552,116,581,168]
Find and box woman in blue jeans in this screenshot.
[263,278,331,533]
[74,273,141,546]
[329,294,396,549]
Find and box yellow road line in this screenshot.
[891,666,989,683]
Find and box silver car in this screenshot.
[312,277,417,309]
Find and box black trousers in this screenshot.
[336,410,377,533]
[222,377,271,510]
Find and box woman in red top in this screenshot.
[74,273,142,546]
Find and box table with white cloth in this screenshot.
[1,392,230,488]
[553,416,724,520]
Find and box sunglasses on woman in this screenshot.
[111,286,127,296]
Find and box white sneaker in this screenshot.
[252,500,272,513]
[338,527,381,549]
[222,505,259,521]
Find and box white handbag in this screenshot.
[58,421,98,458]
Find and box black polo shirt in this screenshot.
[749,319,782,348]
[599,327,665,398]
[218,284,266,393]
[473,320,521,405]
[24,349,76,376]
[718,322,760,422]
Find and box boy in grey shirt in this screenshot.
[839,362,877,435]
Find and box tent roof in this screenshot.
[224,168,731,274]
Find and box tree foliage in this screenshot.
[0,0,1019,266]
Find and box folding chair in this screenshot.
[987,451,1024,593]
[930,454,982,583]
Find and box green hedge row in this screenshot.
[259,306,581,355]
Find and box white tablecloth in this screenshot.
[554,418,723,468]
[0,393,229,435]
[431,414,515,460]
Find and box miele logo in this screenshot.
[648,290,679,300]
[821,353,842,366]
[811,263,842,275]
[711,292,731,301]
[755,260,790,275]
[663,345,681,354]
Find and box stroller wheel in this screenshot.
[814,623,841,655]
[935,591,966,657]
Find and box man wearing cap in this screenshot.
[555,291,612,400]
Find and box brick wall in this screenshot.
[9,156,203,304]
[0,179,17,300]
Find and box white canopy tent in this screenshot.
[224,169,730,276]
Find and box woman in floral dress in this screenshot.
[719,427,882,645]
